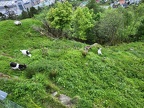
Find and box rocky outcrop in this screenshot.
[51,92,73,107]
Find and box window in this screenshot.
[18,3,24,10]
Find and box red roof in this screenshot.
[119,0,125,4]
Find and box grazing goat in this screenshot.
[10,62,26,70]
[14,21,22,25]
[84,46,91,51]
[20,50,31,57]
[98,48,102,55]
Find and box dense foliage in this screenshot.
[1,1,144,45]
[72,7,94,40]
[46,1,73,38]
[33,1,144,45]
[47,1,73,31]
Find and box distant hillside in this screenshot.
[0,19,144,108]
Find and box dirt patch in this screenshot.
[0,73,10,79]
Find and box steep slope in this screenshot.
[0,19,144,108]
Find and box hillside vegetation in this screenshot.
[0,19,144,108]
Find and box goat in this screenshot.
[98,48,102,55]
[20,50,31,57]
[14,21,22,25]
[10,62,26,70]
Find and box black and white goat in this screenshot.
[10,62,27,70]
[20,50,31,57]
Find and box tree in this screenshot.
[116,7,135,42]
[47,1,73,37]
[37,6,42,13]
[0,12,6,20]
[97,9,124,45]
[123,4,144,41]
[135,18,144,41]
[85,12,104,44]
[4,5,16,19]
[29,7,38,17]
[21,10,29,19]
[86,0,104,14]
[72,7,94,40]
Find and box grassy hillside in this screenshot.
[0,19,144,108]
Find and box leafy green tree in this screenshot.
[29,7,38,17]
[0,12,6,20]
[37,6,42,13]
[125,4,144,41]
[47,1,73,36]
[116,5,144,42]
[0,12,2,16]
[86,12,104,44]
[86,0,104,14]
[27,8,31,18]
[115,7,135,42]
[21,10,29,19]
[136,18,144,41]
[97,9,124,45]
[72,7,94,40]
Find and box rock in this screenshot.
[52,91,58,97]
[58,94,72,106]
[130,48,134,51]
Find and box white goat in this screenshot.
[14,21,22,25]
[98,48,102,55]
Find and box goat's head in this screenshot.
[19,64,27,70]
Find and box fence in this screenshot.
[0,99,23,108]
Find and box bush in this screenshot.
[135,18,144,41]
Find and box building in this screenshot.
[33,0,55,9]
[119,0,141,4]
[0,0,40,16]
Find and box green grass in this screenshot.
[0,19,144,108]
